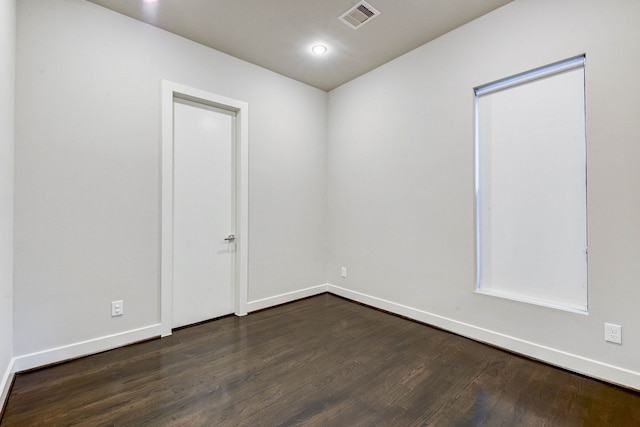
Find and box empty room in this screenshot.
[1,0,640,425]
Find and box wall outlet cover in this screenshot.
[112,300,124,317]
[604,323,621,344]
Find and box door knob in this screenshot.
[224,234,236,242]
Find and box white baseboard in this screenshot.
[4,283,638,412]
[9,282,330,376]
[246,284,329,313]
[1,357,16,414]
[6,283,329,380]
[13,324,162,374]
[327,284,640,391]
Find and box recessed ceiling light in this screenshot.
[311,44,328,55]
[143,0,158,4]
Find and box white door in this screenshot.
[172,97,235,328]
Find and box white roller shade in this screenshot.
[474,56,588,313]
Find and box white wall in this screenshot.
[12,0,640,393]
[14,0,327,360]
[327,0,640,389]
[0,0,16,405]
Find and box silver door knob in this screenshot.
[224,234,236,242]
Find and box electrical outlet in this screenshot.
[112,300,124,317]
[341,267,347,278]
[604,323,621,344]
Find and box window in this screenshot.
[474,56,588,312]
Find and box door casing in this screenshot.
[161,80,249,337]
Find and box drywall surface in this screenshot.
[14,0,327,357]
[0,0,15,398]
[327,0,640,387]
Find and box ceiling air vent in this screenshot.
[339,1,380,30]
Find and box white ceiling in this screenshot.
[85,0,513,91]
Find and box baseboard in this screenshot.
[10,283,330,374]
[6,284,638,403]
[0,284,326,414]
[0,357,16,417]
[246,284,329,313]
[327,284,640,391]
[13,323,162,374]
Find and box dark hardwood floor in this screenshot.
[2,294,639,426]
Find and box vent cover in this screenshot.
[339,1,380,30]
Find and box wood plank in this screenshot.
[2,294,639,426]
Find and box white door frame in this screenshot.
[161,80,249,337]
